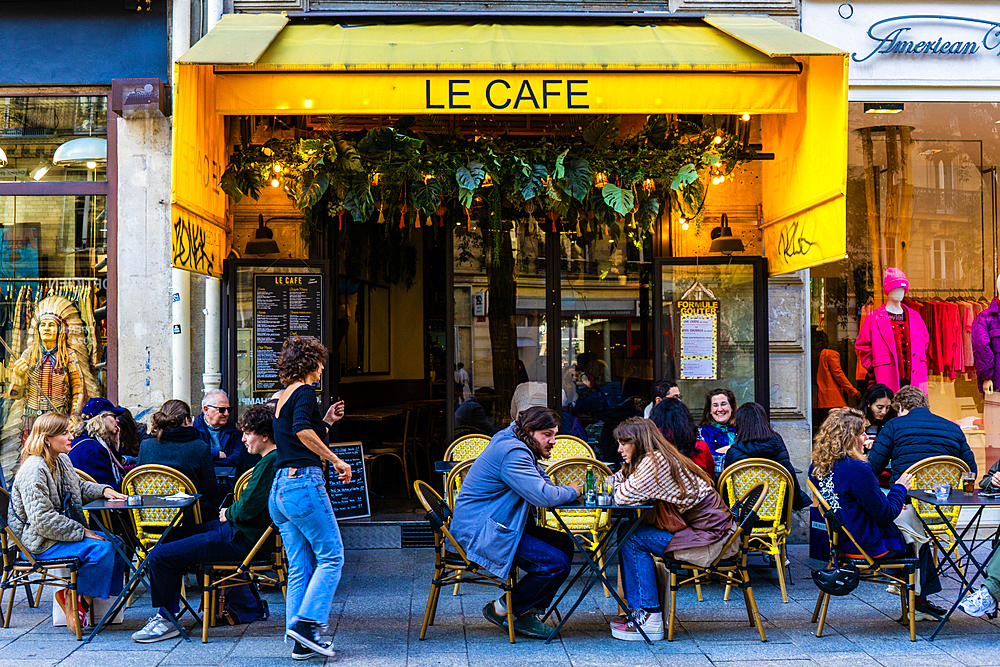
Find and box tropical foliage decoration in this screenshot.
[220,114,747,284]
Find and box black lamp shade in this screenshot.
[245,214,280,255]
[709,214,745,254]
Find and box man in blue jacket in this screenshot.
[449,406,580,639]
[868,385,977,484]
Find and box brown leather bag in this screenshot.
[652,500,687,533]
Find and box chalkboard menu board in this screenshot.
[326,442,370,520]
[253,273,324,396]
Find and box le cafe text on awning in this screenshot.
[171,14,849,278]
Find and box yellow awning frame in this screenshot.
[172,14,848,276]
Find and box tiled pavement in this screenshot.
[2,544,1000,666]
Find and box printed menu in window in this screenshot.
[678,300,718,380]
[253,273,324,395]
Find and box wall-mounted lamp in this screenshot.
[52,137,108,167]
[0,147,7,167]
[709,214,744,254]
[245,214,280,255]
[864,103,904,114]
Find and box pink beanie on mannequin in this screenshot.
[883,267,909,293]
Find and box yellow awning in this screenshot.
[173,16,849,276]
[208,22,800,72]
[178,13,288,65]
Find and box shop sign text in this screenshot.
[853,15,1000,63]
[424,78,589,110]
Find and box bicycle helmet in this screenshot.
[811,561,860,596]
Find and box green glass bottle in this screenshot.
[585,464,595,505]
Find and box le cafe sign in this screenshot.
[852,14,1000,62]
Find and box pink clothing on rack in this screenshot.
[855,304,930,393]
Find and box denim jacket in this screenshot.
[449,425,578,579]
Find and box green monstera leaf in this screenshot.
[670,163,699,191]
[519,164,548,201]
[561,157,592,202]
[601,184,635,216]
[411,178,443,215]
[455,161,485,208]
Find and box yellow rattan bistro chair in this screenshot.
[717,458,794,602]
[545,436,595,464]
[233,469,254,501]
[414,480,517,643]
[903,455,970,573]
[445,459,476,596]
[540,457,613,596]
[443,435,491,462]
[121,465,203,555]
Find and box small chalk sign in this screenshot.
[326,442,370,521]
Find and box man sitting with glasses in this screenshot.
[193,389,247,467]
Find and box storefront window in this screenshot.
[453,215,546,437]
[561,231,653,459]
[0,96,108,182]
[811,103,998,461]
[0,194,108,476]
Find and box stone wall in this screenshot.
[115,113,174,417]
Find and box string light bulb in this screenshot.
[713,135,723,145]
[679,217,689,231]
[271,178,280,188]
[741,113,751,121]
[594,172,608,187]
[273,164,283,173]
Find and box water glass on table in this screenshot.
[933,482,952,502]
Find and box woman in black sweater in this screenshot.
[270,335,349,659]
[138,399,220,509]
[724,402,810,511]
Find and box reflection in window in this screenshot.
[0,96,108,182]
[0,195,108,477]
[339,278,390,375]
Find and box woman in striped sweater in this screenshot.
[609,417,734,641]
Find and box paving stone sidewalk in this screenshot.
[2,544,999,667]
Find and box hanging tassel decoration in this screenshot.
[338,211,343,232]
[376,202,385,225]
[414,211,422,228]
[549,209,557,234]
[437,205,445,227]
[399,182,408,229]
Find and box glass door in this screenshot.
[655,257,768,414]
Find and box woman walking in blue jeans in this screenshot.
[270,335,350,659]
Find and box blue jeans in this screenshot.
[38,532,127,600]
[621,524,674,611]
[510,524,575,617]
[269,467,344,631]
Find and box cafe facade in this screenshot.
[172,8,848,533]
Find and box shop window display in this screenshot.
[0,195,107,477]
[811,102,999,471]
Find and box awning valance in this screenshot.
[172,15,848,276]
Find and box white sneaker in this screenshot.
[611,610,664,641]
[959,586,997,618]
[131,614,180,643]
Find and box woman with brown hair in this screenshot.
[609,417,735,641]
[269,335,349,659]
[808,407,942,620]
[138,399,219,507]
[8,413,128,634]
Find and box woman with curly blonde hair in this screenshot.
[808,408,942,619]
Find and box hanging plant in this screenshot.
[220,114,747,284]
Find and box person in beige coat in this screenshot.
[8,413,127,634]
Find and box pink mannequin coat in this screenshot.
[855,304,930,393]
